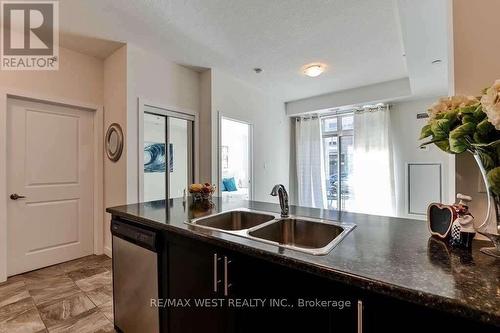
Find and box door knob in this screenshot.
[10,194,26,200]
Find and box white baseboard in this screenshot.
[103,246,112,258]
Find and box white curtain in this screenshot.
[295,117,327,208]
[351,107,395,216]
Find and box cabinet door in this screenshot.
[363,293,498,333]
[231,253,359,333]
[167,237,232,333]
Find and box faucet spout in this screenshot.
[270,184,289,218]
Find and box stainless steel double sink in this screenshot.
[186,209,356,255]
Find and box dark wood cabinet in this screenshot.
[165,233,359,333]
[160,230,496,333]
[231,253,359,333]
[166,234,234,333]
[362,293,498,333]
[107,210,499,333]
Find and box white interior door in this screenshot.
[7,98,94,275]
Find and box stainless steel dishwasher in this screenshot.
[111,219,161,333]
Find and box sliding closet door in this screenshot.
[167,117,193,199]
[144,113,167,201]
[143,107,194,201]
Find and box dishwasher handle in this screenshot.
[111,219,159,252]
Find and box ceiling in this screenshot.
[60,33,124,59]
[59,0,447,102]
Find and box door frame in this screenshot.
[217,112,254,200]
[137,97,199,202]
[0,89,104,282]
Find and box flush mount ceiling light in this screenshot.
[303,63,326,77]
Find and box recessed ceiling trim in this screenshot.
[285,78,411,116]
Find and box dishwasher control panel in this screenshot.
[111,219,158,252]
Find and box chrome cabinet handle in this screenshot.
[357,300,363,333]
[10,194,26,200]
[213,253,219,293]
[224,256,232,297]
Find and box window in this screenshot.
[323,118,338,132]
[322,115,354,211]
[341,116,354,130]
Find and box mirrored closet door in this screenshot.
[143,106,194,201]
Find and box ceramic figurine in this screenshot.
[449,194,475,249]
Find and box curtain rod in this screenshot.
[293,104,391,120]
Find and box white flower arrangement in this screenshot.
[420,80,500,195]
[480,79,500,130]
[427,95,479,120]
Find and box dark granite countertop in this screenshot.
[106,198,500,327]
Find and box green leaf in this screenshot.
[487,167,500,196]
[449,122,476,140]
[473,106,487,122]
[473,132,489,144]
[431,119,450,139]
[477,119,494,136]
[471,139,500,148]
[419,137,452,153]
[420,137,447,147]
[478,152,496,170]
[419,124,433,140]
[435,140,451,153]
[444,109,459,123]
[459,105,476,114]
[462,114,476,124]
[449,137,468,153]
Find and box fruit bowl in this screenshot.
[189,183,215,202]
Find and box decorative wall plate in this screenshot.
[105,123,124,162]
[427,203,456,239]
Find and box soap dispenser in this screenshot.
[449,193,475,249]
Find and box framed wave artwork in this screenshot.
[144,142,173,173]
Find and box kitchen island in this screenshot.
[107,198,499,333]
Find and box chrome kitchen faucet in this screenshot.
[270,184,289,218]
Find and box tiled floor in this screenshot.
[0,255,114,333]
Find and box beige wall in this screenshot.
[199,69,213,183]
[103,46,128,255]
[198,69,290,202]
[0,47,103,105]
[0,43,203,257]
[452,0,500,96]
[126,44,201,204]
[391,97,455,218]
[453,0,500,226]
[211,69,290,202]
[101,44,202,253]
[0,47,105,279]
